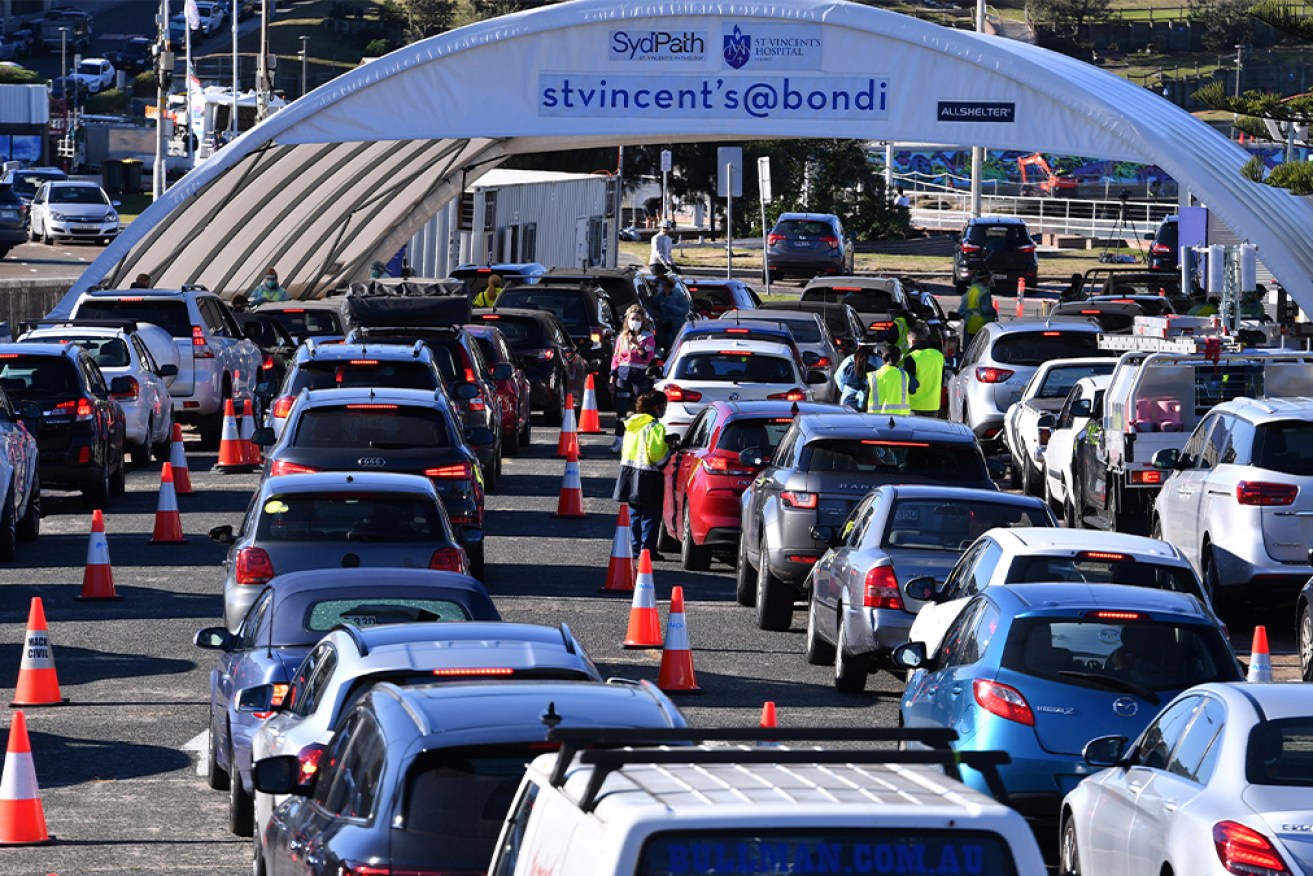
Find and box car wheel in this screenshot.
[82,466,111,509]
[152,427,172,462]
[656,512,679,553]
[804,596,835,665]
[503,425,520,457]
[1007,452,1022,489]
[26,222,34,243]
[16,477,39,543]
[0,246,10,260]
[833,615,868,693]
[518,417,532,448]
[1044,466,1061,516]
[1058,815,1081,875]
[755,545,793,631]
[0,488,17,562]
[109,451,126,496]
[734,535,755,607]
[131,422,153,467]
[206,727,230,791]
[680,503,711,572]
[1064,479,1081,529]
[1150,516,1163,541]
[482,453,498,493]
[467,542,485,581]
[229,765,254,837]
[1022,456,1040,497]
[1299,603,1313,682]
[1201,541,1230,616]
[40,221,51,246]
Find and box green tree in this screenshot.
[401,0,456,41]
[1188,0,1256,50]
[1027,0,1113,38]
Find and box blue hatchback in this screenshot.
[895,583,1241,827]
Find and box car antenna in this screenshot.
[889,416,896,428]
[264,586,275,658]
[790,401,799,418]
[540,701,562,728]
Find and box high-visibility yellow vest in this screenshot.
[867,365,910,415]
[893,316,911,354]
[907,347,944,413]
[962,283,992,335]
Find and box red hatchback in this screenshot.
[466,324,533,454]
[662,400,836,571]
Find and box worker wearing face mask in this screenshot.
[250,268,288,305]
[609,304,657,453]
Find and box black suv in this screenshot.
[1147,214,1179,272]
[471,308,588,425]
[496,283,614,400]
[951,216,1039,295]
[0,186,27,258]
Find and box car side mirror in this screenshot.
[193,626,235,650]
[737,448,766,469]
[235,683,276,714]
[947,310,961,320]
[454,382,479,401]
[109,375,135,395]
[802,350,821,366]
[1082,735,1129,768]
[252,756,308,796]
[645,362,664,379]
[251,426,276,447]
[891,641,927,670]
[809,525,842,547]
[156,363,178,378]
[1037,413,1056,430]
[1071,399,1092,418]
[465,426,496,447]
[903,576,939,603]
[805,370,828,385]
[208,524,235,545]
[664,433,682,450]
[254,381,275,400]
[1151,448,1180,470]
[490,362,513,381]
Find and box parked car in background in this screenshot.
[1147,213,1179,272]
[47,76,88,105]
[471,307,589,425]
[109,36,153,74]
[69,57,114,93]
[951,215,1039,294]
[807,486,1054,692]
[1043,375,1110,524]
[0,166,65,208]
[685,277,761,317]
[248,299,346,344]
[1002,357,1116,496]
[28,181,120,246]
[465,322,532,453]
[765,212,853,282]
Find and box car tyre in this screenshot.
[207,727,230,791]
[734,536,755,607]
[467,543,485,581]
[518,417,532,448]
[130,426,153,467]
[152,429,172,462]
[544,386,564,426]
[40,221,51,246]
[680,503,711,572]
[16,478,39,543]
[1201,541,1230,617]
[0,488,17,562]
[109,452,126,496]
[755,545,793,632]
[833,616,868,693]
[1299,603,1313,682]
[198,410,224,450]
[82,466,111,509]
[503,426,520,457]
[656,513,679,554]
[229,767,254,837]
[1007,450,1022,489]
[1059,815,1082,876]
[1022,456,1040,497]
[1064,478,1082,529]
[482,454,498,493]
[804,596,835,665]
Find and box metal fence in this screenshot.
[900,184,1176,240]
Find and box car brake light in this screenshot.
[468,396,487,412]
[425,463,472,480]
[973,678,1034,726]
[1017,243,1036,253]
[767,389,807,401]
[111,376,139,401]
[590,330,603,344]
[725,327,750,334]
[960,242,982,253]
[862,440,929,447]
[1080,309,1102,315]
[54,397,95,420]
[463,367,477,383]
[780,491,818,509]
[1131,470,1163,485]
[341,864,481,876]
[268,460,317,476]
[431,667,515,677]
[1236,481,1298,506]
[282,308,305,313]
[1042,331,1062,337]
[348,359,379,366]
[1151,243,1172,255]
[1087,610,1146,621]
[1078,551,1130,562]
[703,453,752,476]
[271,396,295,419]
[261,355,274,371]
[819,235,839,247]
[191,326,214,359]
[345,403,398,410]
[0,354,17,358]
[253,682,294,720]
[812,356,831,367]
[718,350,753,356]
[295,743,325,785]
[664,384,702,403]
[975,366,1015,384]
[428,547,466,573]
[1213,821,1291,875]
[767,233,785,245]
[537,348,555,361]
[863,566,903,609]
[235,547,275,586]
[869,320,894,331]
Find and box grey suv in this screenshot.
[765,212,854,282]
[738,413,993,630]
[951,216,1039,295]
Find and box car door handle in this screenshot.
[1206,489,1229,496]
[1126,779,1147,793]
[1163,799,1178,812]
[949,685,962,698]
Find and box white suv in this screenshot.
[1151,396,1313,606]
[71,287,262,448]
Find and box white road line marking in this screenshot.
[182,730,208,777]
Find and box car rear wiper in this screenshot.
[366,441,413,449]
[1057,670,1159,705]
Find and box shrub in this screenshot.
[87,88,130,114]
[134,71,157,96]
[364,37,391,56]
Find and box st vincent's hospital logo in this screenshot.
[724,26,751,69]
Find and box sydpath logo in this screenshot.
[610,30,707,62]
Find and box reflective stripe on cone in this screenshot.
[0,712,52,845]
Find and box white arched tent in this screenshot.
[53,0,1313,313]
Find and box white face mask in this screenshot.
[628,319,642,331]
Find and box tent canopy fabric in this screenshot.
[54,0,1313,313]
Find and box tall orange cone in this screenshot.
[555,392,580,458]
[12,599,63,707]
[622,549,662,648]
[657,586,701,694]
[240,398,262,466]
[759,701,777,728]
[149,463,186,543]
[1248,626,1272,683]
[168,423,192,495]
[550,444,586,519]
[578,375,603,434]
[600,505,636,593]
[77,509,118,600]
[1014,277,1026,319]
[0,712,51,845]
[215,399,252,472]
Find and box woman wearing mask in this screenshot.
[609,304,657,453]
[250,268,287,305]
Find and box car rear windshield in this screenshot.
[1253,421,1313,476]
[718,417,795,455]
[29,335,129,369]
[1001,617,1238,693]
[1104,277,1180,299]
[640,830,1019,876]
[497,290,590,330]
[991,331,1104,366]
[76,300,191,338]
[256,492,447,541]
[1247,719,1313,787]
[673,352,794,383]
[288,360,438,395]
[264,308,342,339]
[803,288,896,313]
[1092,296,1174,316]
[801,439,988,482]
[477,316,546,349]
[352,333,462,384]
[305,597,469,630]
[687,284,739,308]
[774,219,836,237]
[1003,555,1201,597]
[0,355,81,400]
[291,405,452,449]
[965,222,1031,246]
[883,500,1050,552]
[772,317,823,344]
[1155,220,1178,249]
[1036,363,1115,399]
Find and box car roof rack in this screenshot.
[21,317,141,334]
[544,727,1011,811]
[179,283,209,292]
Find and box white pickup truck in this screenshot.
[1002,356,1116,496]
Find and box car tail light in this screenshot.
[960,242,982,253]
[725,327,750,334]
[973,678,1034,726]
[1042,331,1062,337]
[1236,481,1298,506]
[664,384,702,403]
[191,325,214,359]
[234,547,275,586]
[1079,551,1131,562]
[703,453,753,476]
[1080,309,1102,315]
[468,395,487,412]
[111,377,139,401]
[781,491,818,509]
[341,864,481,876]
[268,459,317,476]
[863,566,903,610]
[1151,243,1172,255]
[767,233,785,246]
[1213,821,1291,875]
[348,359,379,366]
[425,463,472,480]
[767,389,807,401]
[819,235,839,248]
[590,329,603,345]
[975,366,1015,384]
[1131,469,1163,485]
[261,355,274,371]
[294,743,325,785]
[253,682,293,720]
[536,348,555,361]
[1017,243,1036,253]
[271,396,295,419]
[54,397,94,420]
[428,547,466,573]
[812,356,831,367]
[431,667,514,677]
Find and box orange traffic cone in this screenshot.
[622,549,662,648]
[600,505,635,593]
[578,375,603,434]
[555,393,580,458]
[149,463,186,543]
[12,599,63,707]
[760,701,777,728]
[215,399,251,472]
[168,423,192,495]
[0,712,51,845]
[657,586,700,693]
[550,444,586,519]
[1248,626,1272,683]
[240,398,261,467]
[77,509,118,600]
[1014,277,1026,319]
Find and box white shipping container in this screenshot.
[0,85,50,126]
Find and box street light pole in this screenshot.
[1233,43,1244,141]
[152,0,170,199]
[969,0,985,218]
[299,35,307,98]
[59,26,68,148]
[229,0,238,136]
[255,0,270,120]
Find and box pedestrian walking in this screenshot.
[609,304,657,453]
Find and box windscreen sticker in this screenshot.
[263,500,289,515]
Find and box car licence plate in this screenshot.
[0,210,15,220]
[993,273,1008,281]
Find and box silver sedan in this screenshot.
[804,484,1055,693]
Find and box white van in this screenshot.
[488,729,1045,876]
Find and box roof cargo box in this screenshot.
[344,279,470,327]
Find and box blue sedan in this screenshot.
[894,583,1242,831]
[193,567,499,836]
